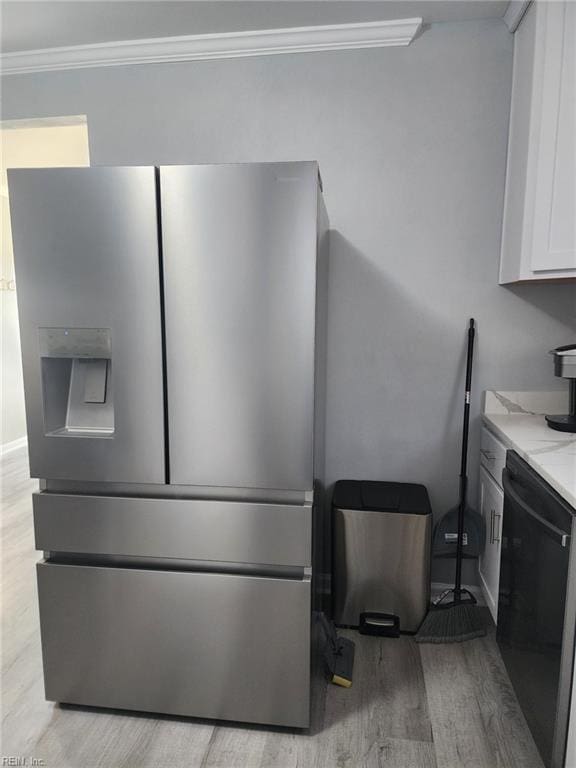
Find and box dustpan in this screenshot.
[433,503,485,558]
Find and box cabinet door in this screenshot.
[9,167,165,484]
[478,467,504,623]
[531,1,576,272]
[499,0,538,284]
[499,1,576,282]
[160,164,318,491]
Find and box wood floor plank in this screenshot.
[29,706,215,768]
[375,737,437,768]
[462,628,544,768]
[312,632,433,768]
[257,666,326,768]
[113,716,215,768]
[354,633,433,744]
[420,640,499,768]
[1,632,50,757]
[258,731,312,768]
[200,725,267,768]
[32,707,154,768]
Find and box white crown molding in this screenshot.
[0,18,423,76]
[503,1,532,33]
[0,114,87,129]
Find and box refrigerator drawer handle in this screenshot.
[502,469,570,547]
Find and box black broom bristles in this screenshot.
[415,601,486,644]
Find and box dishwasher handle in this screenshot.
[502,468,570,548]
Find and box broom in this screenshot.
[415,319,486,644]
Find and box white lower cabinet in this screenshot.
[478,465,504,623]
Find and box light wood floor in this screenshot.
[1,447,544,768]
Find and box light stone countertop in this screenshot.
[483,390,576,509]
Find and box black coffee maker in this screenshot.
[545,344,576,433]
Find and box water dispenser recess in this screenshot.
[39,328,114,437]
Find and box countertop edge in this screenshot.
[482,414,576,509]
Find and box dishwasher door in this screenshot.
[497,451,576,768]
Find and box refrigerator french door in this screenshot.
[160,163,318,490]
[8,167,165,484]
[9,162,327,729]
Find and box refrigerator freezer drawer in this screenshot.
[34,492,312,567]
[37,562,311,728]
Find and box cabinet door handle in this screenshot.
[490,509,495,544]
[493,512,501,543]
[481,448,496,461]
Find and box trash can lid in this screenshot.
[332,480,431,515]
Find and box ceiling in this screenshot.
[1,1,509,54]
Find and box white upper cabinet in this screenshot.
[500,1,576,283]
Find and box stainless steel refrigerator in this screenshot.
[8,162,328,729]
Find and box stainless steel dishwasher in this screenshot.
[498,450,576,768]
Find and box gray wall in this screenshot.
[3,19,575,582]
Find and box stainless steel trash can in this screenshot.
[333,480,432,633]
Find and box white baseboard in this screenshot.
[317,576,484,605]
[431,581,485,606]
[1,436,28,456]
[477,570,498,621]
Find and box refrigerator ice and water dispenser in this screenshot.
[38,328,113,437]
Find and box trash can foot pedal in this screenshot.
[359,612,400,637]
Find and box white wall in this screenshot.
[2,20,575,580]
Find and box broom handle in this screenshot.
[455,319,475,597]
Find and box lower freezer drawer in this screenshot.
[37,562,311,728]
